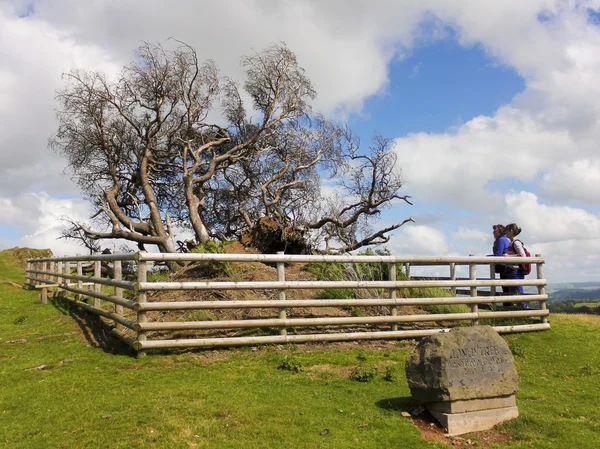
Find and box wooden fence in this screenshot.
[25,252,549,355]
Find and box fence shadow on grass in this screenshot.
[49,292,133,356]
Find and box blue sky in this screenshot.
[349,40,526,138]
[1,0,600,283]
[348,38,528,257]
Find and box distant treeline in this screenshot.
[548,299,600,315]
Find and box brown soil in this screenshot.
[412,410,513,448]
[142,242,436,341]
[54,241,453,354]
[305,363,355,379]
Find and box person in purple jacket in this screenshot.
[492,224,511,292]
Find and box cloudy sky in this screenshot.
[1,0,600,283]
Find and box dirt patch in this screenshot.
[144,248,437,342]
[305,363,354,379]
[241,216,310,255]
[412,410,513,448]
[43,242,456,354]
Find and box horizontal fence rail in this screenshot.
[25,252,549,355]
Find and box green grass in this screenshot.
[574,302,600,308]
[2,249,600,448]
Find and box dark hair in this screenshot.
[493,224,506,235]
[506,223,522,236]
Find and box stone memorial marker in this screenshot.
[405,326,519,435]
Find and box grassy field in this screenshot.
[1,248,600,448]
[574,302,600,308]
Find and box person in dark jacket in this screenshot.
[492,224,511,292]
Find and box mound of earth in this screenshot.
[1,247,53,266]
[135,242,429,341]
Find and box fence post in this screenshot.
[277,251,287,336]
[469,255,478,325]
[33,262,39,287]
[94,260,101,308]
[64,261,71,291]
[489,262,496,311]
[49,261,55,285]
[536,254,547,323]
[114,260,124,331]
[136,257,148,357]
[40,261,48,304]
[449,263,456,296]
[76,260,83,301]
[389,262,398,331]
[56,261,63,294]
[26,261,31,287]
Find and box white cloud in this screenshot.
[505,190,600,243]
[390,224,449,255]
[0,5,120,197]
[451,227,488,242]
[0,192,91,255]
[0,0,599,282]
[394,106,575,210]
[392,2,600,210]
[540,159,600,204]
[500,190,600,282]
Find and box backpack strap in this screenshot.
[512,239,523,251]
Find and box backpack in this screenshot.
[513,239,531,276]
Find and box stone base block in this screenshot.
[429,406,519,436]
[427,395,516,414]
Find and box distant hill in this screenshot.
[549,288,600,302]
[521,281,600,302]
[546,281,600,292]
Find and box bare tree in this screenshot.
[58,220,101,254]
[304,133,414,253]
[51,40,413,256]
[50,42,209,253]
[224,126,414,254]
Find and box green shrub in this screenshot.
[278,355,303,373]
[309,248,459,316]
[356,351,368,362]
[382,366,397,382]
[349,364,378,382]
[422,303,471,314]
[343,307,364,317]
[147,267,171,282]
[310,248,405,301]
[188,240,238,279]
[316,288,355,300]
[179,310,217,322]
[13,315,27,325]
